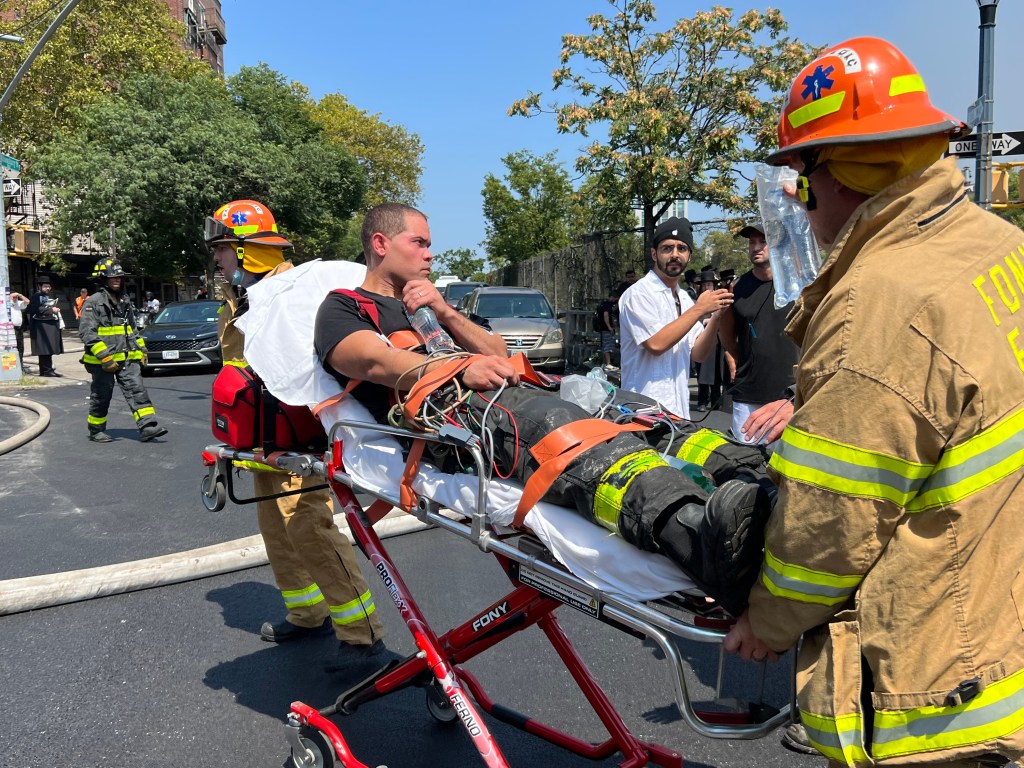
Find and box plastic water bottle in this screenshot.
[409,306,456,354]
[755,163,822,307]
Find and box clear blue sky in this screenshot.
[222,0,1024,255]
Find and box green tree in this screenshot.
[481,150,575,266]
[698,228,751,276]
[311,93,424,208]
[433,248,485,281]
[30,69,365,279]
[509,1,819,262]
[0,0,203,154]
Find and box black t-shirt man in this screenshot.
[726,272,799,405]
[314,288,493,424]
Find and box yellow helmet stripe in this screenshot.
[889,73,926,97]
[787,91,846,130]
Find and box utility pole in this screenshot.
[974,0,1000,210]
[0,0,82,381]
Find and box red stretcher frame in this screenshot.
[202,417,792,768]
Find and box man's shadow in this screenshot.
[204,581,343,719]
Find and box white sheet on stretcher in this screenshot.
[237,260,696,601]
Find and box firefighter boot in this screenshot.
[139,424,168,442]
[655,478,771,617]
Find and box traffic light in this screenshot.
[12,228,40,254]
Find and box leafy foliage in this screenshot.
[30,68,365,279]
[509,1,820,257]
[432,248,485,282]
[481,150,576,266]
[697,228,752,276]
[311,93,424,208]
[0,0,203,154]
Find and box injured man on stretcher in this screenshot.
[237,208,775,617]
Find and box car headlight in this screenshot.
[541,328,563,345]
[197,337,220,350]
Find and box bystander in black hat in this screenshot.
[37,274,51,284]
[699,269,719,285]
[720,269,736,283]
[683,268,698,283]
[651,216,694,252]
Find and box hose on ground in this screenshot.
[0,396,50,456]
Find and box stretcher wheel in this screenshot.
[289,726,337,768]
[201,474,226,512]
[425,680,458,724]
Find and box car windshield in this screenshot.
[475,293,553,319]
[445,284,480,303]
[152,301,222,325]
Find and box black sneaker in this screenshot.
[88,431,113,443]
[324,638,387,673]
[260,617,331,643]
[139,424,168,442]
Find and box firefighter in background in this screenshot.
[78,258,167,443]
[205,199,386,671]
[724,38,1024,767]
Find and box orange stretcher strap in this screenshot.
[513,419,648,527]
[401,354,480,423]
[312,330,424,417]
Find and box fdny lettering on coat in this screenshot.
[972,244,1024,371]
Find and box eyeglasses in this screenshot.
[657,243,690,255]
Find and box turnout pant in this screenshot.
[468,388,772,615]
[85,361,158,434]
[254,471,384,645]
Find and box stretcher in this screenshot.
[202,414,793,768]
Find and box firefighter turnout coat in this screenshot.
[747,158,1024,766]
[78,288,146,367]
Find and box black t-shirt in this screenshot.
[314,288,413,424]
[727,271,800,405]
[597,299,615,332]
[313,288,493,424]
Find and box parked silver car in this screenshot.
[461,287,565,374]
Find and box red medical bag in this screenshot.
[211,364,326,453]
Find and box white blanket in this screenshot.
[238,261,696,601]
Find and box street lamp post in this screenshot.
[974,0,999,210]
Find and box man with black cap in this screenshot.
[27,275,64,377]
[618,217,733,419]
[718,221,799,444]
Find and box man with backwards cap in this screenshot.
[718,221,800,445]
[724,38,1024,767]
[618,216,733,419]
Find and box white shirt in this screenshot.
[147,298,160,313]
[619,270,703,419]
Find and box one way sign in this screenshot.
[948,131,1024,159]
[2,177,20,198]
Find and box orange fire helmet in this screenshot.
[204,199,292,248]
[767,37,965,165]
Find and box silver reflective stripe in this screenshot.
[776,440,927,497]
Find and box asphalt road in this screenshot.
[0,371,824,768]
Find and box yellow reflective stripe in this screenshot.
[769,426,932,506]
[281,584,324,609]
[87,415,107,426]
[873,667,1024,759]
[90,342,108,356]
[135,337,146,347]
[889,74,926,97]
[133,407,155,421]
[97,326,125,336]
[84,352,128,364]
[224,360,247,367]
[907,407,1024,512]
[787,91,846,130]
[593,450,669,532]
[801,709,869,764]
[761,546,862,606]
[231,459,279,472]
[127,350,143,359]
[330,591,376,625]
[674,428,727,468]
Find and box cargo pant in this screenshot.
[254,471,384,645]
[85,361,159,434]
